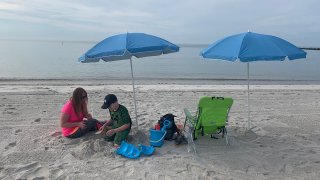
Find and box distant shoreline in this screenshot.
[1,77,319,85]
[3,39,320,50]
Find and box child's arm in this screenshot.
[114,123,130,132]
[106,123,130,136]
[99,119,113,131]
[104,119,113,126]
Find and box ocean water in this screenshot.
[1,40,320,84]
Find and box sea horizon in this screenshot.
[1,40,319,85]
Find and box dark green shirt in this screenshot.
[109,104,132,128]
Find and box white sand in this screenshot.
[1,80,320,179]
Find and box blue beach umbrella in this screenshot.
[79,33,179,129]
[200,31,307,129]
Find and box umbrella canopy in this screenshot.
[200,31,307,129]
[79,33,179,129]
[201,31,306,61]
[79,33,179,62]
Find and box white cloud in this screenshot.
[0,2,20,10]
[0,0,319,45]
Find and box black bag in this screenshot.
[158,113,179,140]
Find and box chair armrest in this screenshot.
[184,108,196,126]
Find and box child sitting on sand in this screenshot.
[99,94,132,147]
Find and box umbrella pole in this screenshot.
[247,62,251,130]
[130,58,139,130]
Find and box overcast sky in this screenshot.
[0,0,319,46]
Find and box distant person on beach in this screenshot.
[99,94,132,147]
[60,87,103,138]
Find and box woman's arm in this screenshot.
[60,113,85,129]
[85,113,93,120]
[82,99,93,120]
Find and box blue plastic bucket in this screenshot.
[161,120,171,132]
[149,129,166,147]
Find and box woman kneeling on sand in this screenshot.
[60,87,103,138]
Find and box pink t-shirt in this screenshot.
[61,100,84,137]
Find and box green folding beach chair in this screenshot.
[184,96,233,145]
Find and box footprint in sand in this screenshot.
[48,89,58,93]
[124,165,135,177]
[15,129,22,134]
[34,118,41,122]
[5,141,16,150]
[49,168,64,179]
[50,131,61,137]
[5,107,15,110]
[139,121,146,126]
[14,162,39,174]
[4,109,18,115]
[12,162,49,180]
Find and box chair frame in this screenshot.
[184,96,233,148]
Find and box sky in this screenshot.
[0,0,319,46]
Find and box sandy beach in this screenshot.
[1,79,320,180]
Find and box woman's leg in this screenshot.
[66,119,104,138]
[66,127,86,138]
[85,119,104,131]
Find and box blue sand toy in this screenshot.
[116,141,141,159]
[161,119,172,132]
[149,129,166,147]
[150,120,171,147]
[139,144,155,156]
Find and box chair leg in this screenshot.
[183,117,187,131]
[185,127,197,155]
[222,127,225,138]
[190,133,197,155]
[193,129,197,140]
[210,134,219,139]
[224,127,229,145]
